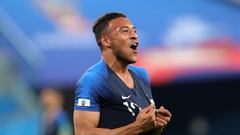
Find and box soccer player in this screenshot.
[74,12,172,135]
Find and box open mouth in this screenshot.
[130,42,138,50]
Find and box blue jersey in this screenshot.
[74,59,155,130]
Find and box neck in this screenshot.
[102,50,135,89]
[102,51,129,75]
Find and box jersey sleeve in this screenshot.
[74,72,102,112]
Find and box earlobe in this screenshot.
[101,35,111,48]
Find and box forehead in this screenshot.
[108,17,134,29]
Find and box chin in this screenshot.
[118,54,137,64]
[128,58,137,64]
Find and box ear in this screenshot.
[100,35,111,48]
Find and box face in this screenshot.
[105,17,139,64]
[40,89,62,110]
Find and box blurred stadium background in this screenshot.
[0,0,240,135]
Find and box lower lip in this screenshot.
[133,49,138,53]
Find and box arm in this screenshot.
[74,105,156,135]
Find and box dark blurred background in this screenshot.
[0,0,240,135]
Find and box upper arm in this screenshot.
[74,73,103,112]
[73,110,100,134]
[73,73,105,134]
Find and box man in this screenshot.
[40,88,73,135]
[74,12,172,135]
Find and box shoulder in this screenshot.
[77,60,109,88]
[129,65,149,79]
[74,60,110,111]
[75,60,111,100]
[128,65,150,83]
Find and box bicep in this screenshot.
[74,110,100,134]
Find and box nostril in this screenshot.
[129,33,138,39]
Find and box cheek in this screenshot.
[117,41,129,53]
[111,34,128,44]
[118,37,129,47]
[110,35,129,50]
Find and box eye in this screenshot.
[133,28,137,33]
[121,28,130,33]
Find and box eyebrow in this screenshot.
[118,25,136,30]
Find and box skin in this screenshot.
[74,17,172,135]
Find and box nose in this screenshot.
[129,30,138,40]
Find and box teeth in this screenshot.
[132,43,138,46]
